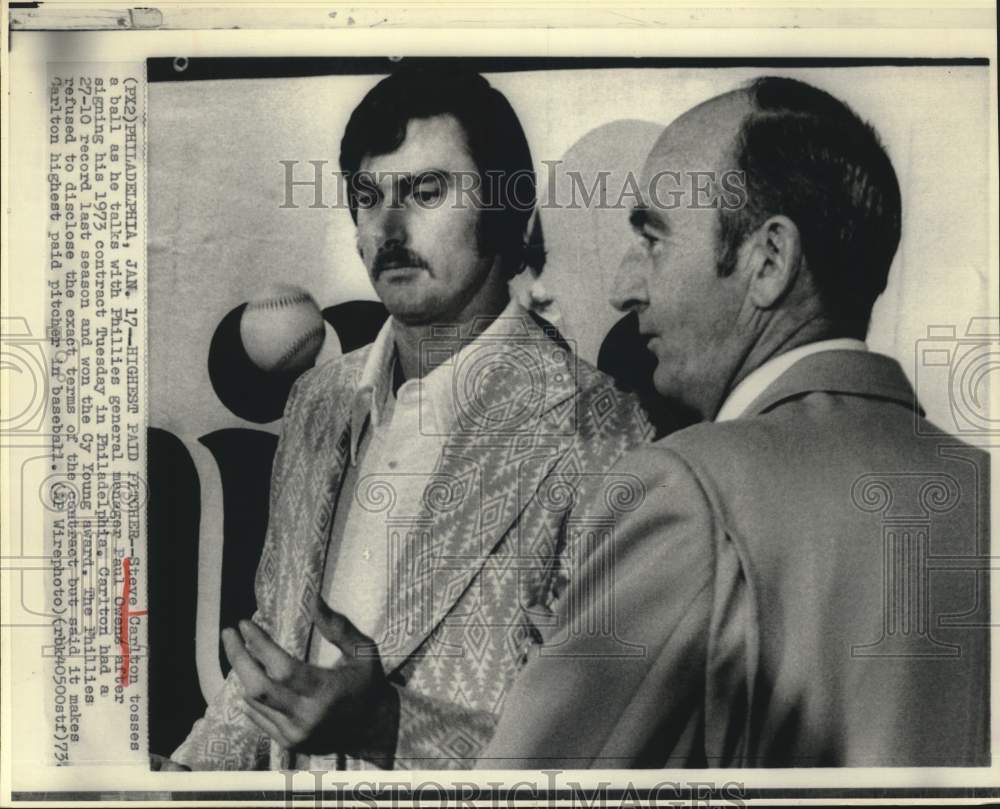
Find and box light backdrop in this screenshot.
[149,64,993,439]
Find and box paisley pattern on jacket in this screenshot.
[173,314,652,770]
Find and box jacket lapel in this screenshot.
[274,359,362,661]
[270,412,352,774]
[743,349,923,419]
[374,315,581,667]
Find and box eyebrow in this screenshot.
[629,206,668,234]
[629,207,649,231]
[411,170,453,184]
[369,168,455,193]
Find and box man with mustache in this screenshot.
[168,66,650,770]
[479,76,989,768]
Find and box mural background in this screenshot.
[145,59,993,756]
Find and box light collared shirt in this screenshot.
[715,339,868,422]
[310,298,530,669]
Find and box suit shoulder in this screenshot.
[287,345,369,407]
[654,394,990,487]
[598,441,720,541]
[616,439,712,483]
[658,418,762,457]
[640,411,813,496]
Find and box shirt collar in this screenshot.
[349,297,527,463]
[349,315,396,463]
[715,338,868,422]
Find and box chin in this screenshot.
[650,367,691,412]
[382,296,440,326]
[650,363,675,398]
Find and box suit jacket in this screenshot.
[173,312,652,770]
[481,350,990,768]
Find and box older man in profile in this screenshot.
[480,76,989,768]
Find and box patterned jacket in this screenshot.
[173,312,652,770]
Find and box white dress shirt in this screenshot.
[715,339,868,422]
[301,298,530,770]
[310,298,529,668]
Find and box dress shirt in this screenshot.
[301,297,528,771]
[715,338,868,422]
[310,297,529,668]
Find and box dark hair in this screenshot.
[717,76,902,337]
[339,66,536,276]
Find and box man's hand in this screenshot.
[150,753,190,771]
[222,597,400,766]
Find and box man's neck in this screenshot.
[709,314,849,420]
[739,317,846,385]
[392,293,511,382]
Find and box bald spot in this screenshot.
[640,90,753,209]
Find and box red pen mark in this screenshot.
[119,557,148,686]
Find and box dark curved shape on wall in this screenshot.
[323,300,390,354]
[147,427,206,757]
[199,428,280,678]
[598,312,684,439]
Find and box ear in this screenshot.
[744,215,803,309]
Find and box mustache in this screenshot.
[372,246,430,277]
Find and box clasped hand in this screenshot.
[222,595,399,763]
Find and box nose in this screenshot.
[375,203,408,247]
[360,203,408,262]
[609,243,649,313]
